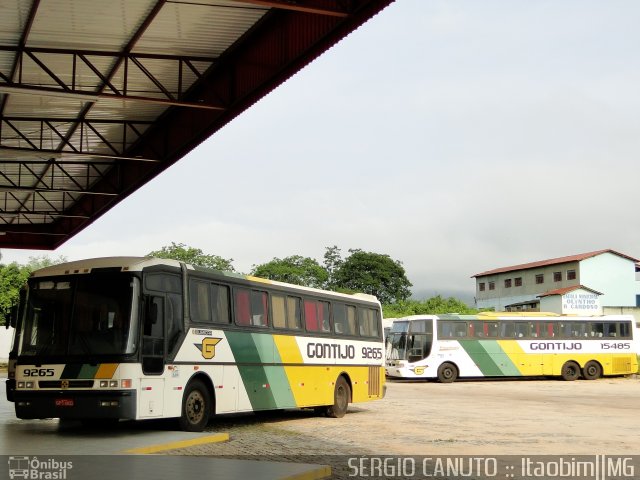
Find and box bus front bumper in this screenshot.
[14,390,137,420]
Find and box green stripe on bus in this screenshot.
[61,364,82,379]
[478,341,521,376]
[459,340,504,376]
[77,364,100,379]
[225,332,280,410]
[248,333,295,407]
[61,364,101,379]
[264,344,296,407]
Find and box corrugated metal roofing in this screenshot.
[0,0,394,249]
[537,285,604,298]
[472,249,640,278]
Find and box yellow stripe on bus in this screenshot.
[95,363,119,379]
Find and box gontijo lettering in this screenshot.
[307,342,356,359]
[530,342,582,351]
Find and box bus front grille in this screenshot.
[39,380,95,389]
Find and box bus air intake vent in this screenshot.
[368,366,381,396]
[612,357,632,374]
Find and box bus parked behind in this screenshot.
[385,313,638,382]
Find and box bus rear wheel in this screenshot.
[582,361,602,380]
[561,361,580,381]
[437,363,458,383]
[325,376,351,418]
[179,379,212,432]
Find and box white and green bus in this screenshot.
[8,257,385,431]
[385,313,639,382]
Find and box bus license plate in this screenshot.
[55,399,74,407]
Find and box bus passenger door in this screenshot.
[139,296,165,418]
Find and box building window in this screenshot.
[567,270,576,281]
[554,272,562,282]
[514,277,522,287]
[479,282,485,292]
[504,279,512,288]
[535,274,544,285]
[489,281,495,291]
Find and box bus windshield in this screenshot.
[18,273,139,357]
[386,319,433,362]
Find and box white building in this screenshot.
[472,249,640,313]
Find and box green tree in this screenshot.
[25,255,67,271]
[0,263,30,325]
[147,242,235,271]
[0,255,67,325]
[251,255,328,288]
[323,245,343,289]
[332,249,412,304]
[383,295,477,318]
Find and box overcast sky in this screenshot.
[3,0,640,302]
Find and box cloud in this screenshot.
[3,0,640,301]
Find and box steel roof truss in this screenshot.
[0,46,221,109]
[0,159,118,196]
[0,117,154,160]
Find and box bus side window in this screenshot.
[501,321,515,338]
[590,323,604,337]
[333,303,347,334]
[357,308,380,338]
[619,322,631,339]
[286,296,302,330]
[319,301,331,332]
[272,295,287,329]
[346,305,357,335]
[514,322,528,338]
[211,284,231,324]
[250,290,269,327]
[189,280,210,323]
[304,300,318,332]
[234,289,251,326]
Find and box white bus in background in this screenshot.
[385,313,639,382]
[382,318,396,339]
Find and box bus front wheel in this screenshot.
[582,361,602,380]
[560,361,580,381]
[325,376,351,418]
[437,363,458,383]
[179,379,212,432]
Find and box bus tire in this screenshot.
[582,361,602,380]
[560,361,580,381]
[179,379,212,432]
[326,376,351,418]
[437,363,458,383]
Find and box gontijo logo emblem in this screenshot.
[195,337,222,359]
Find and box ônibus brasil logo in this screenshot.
[8,456,73,480]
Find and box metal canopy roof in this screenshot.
[0,0,393,250]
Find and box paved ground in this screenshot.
[3,376,638,479]
[164,375,640,478]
